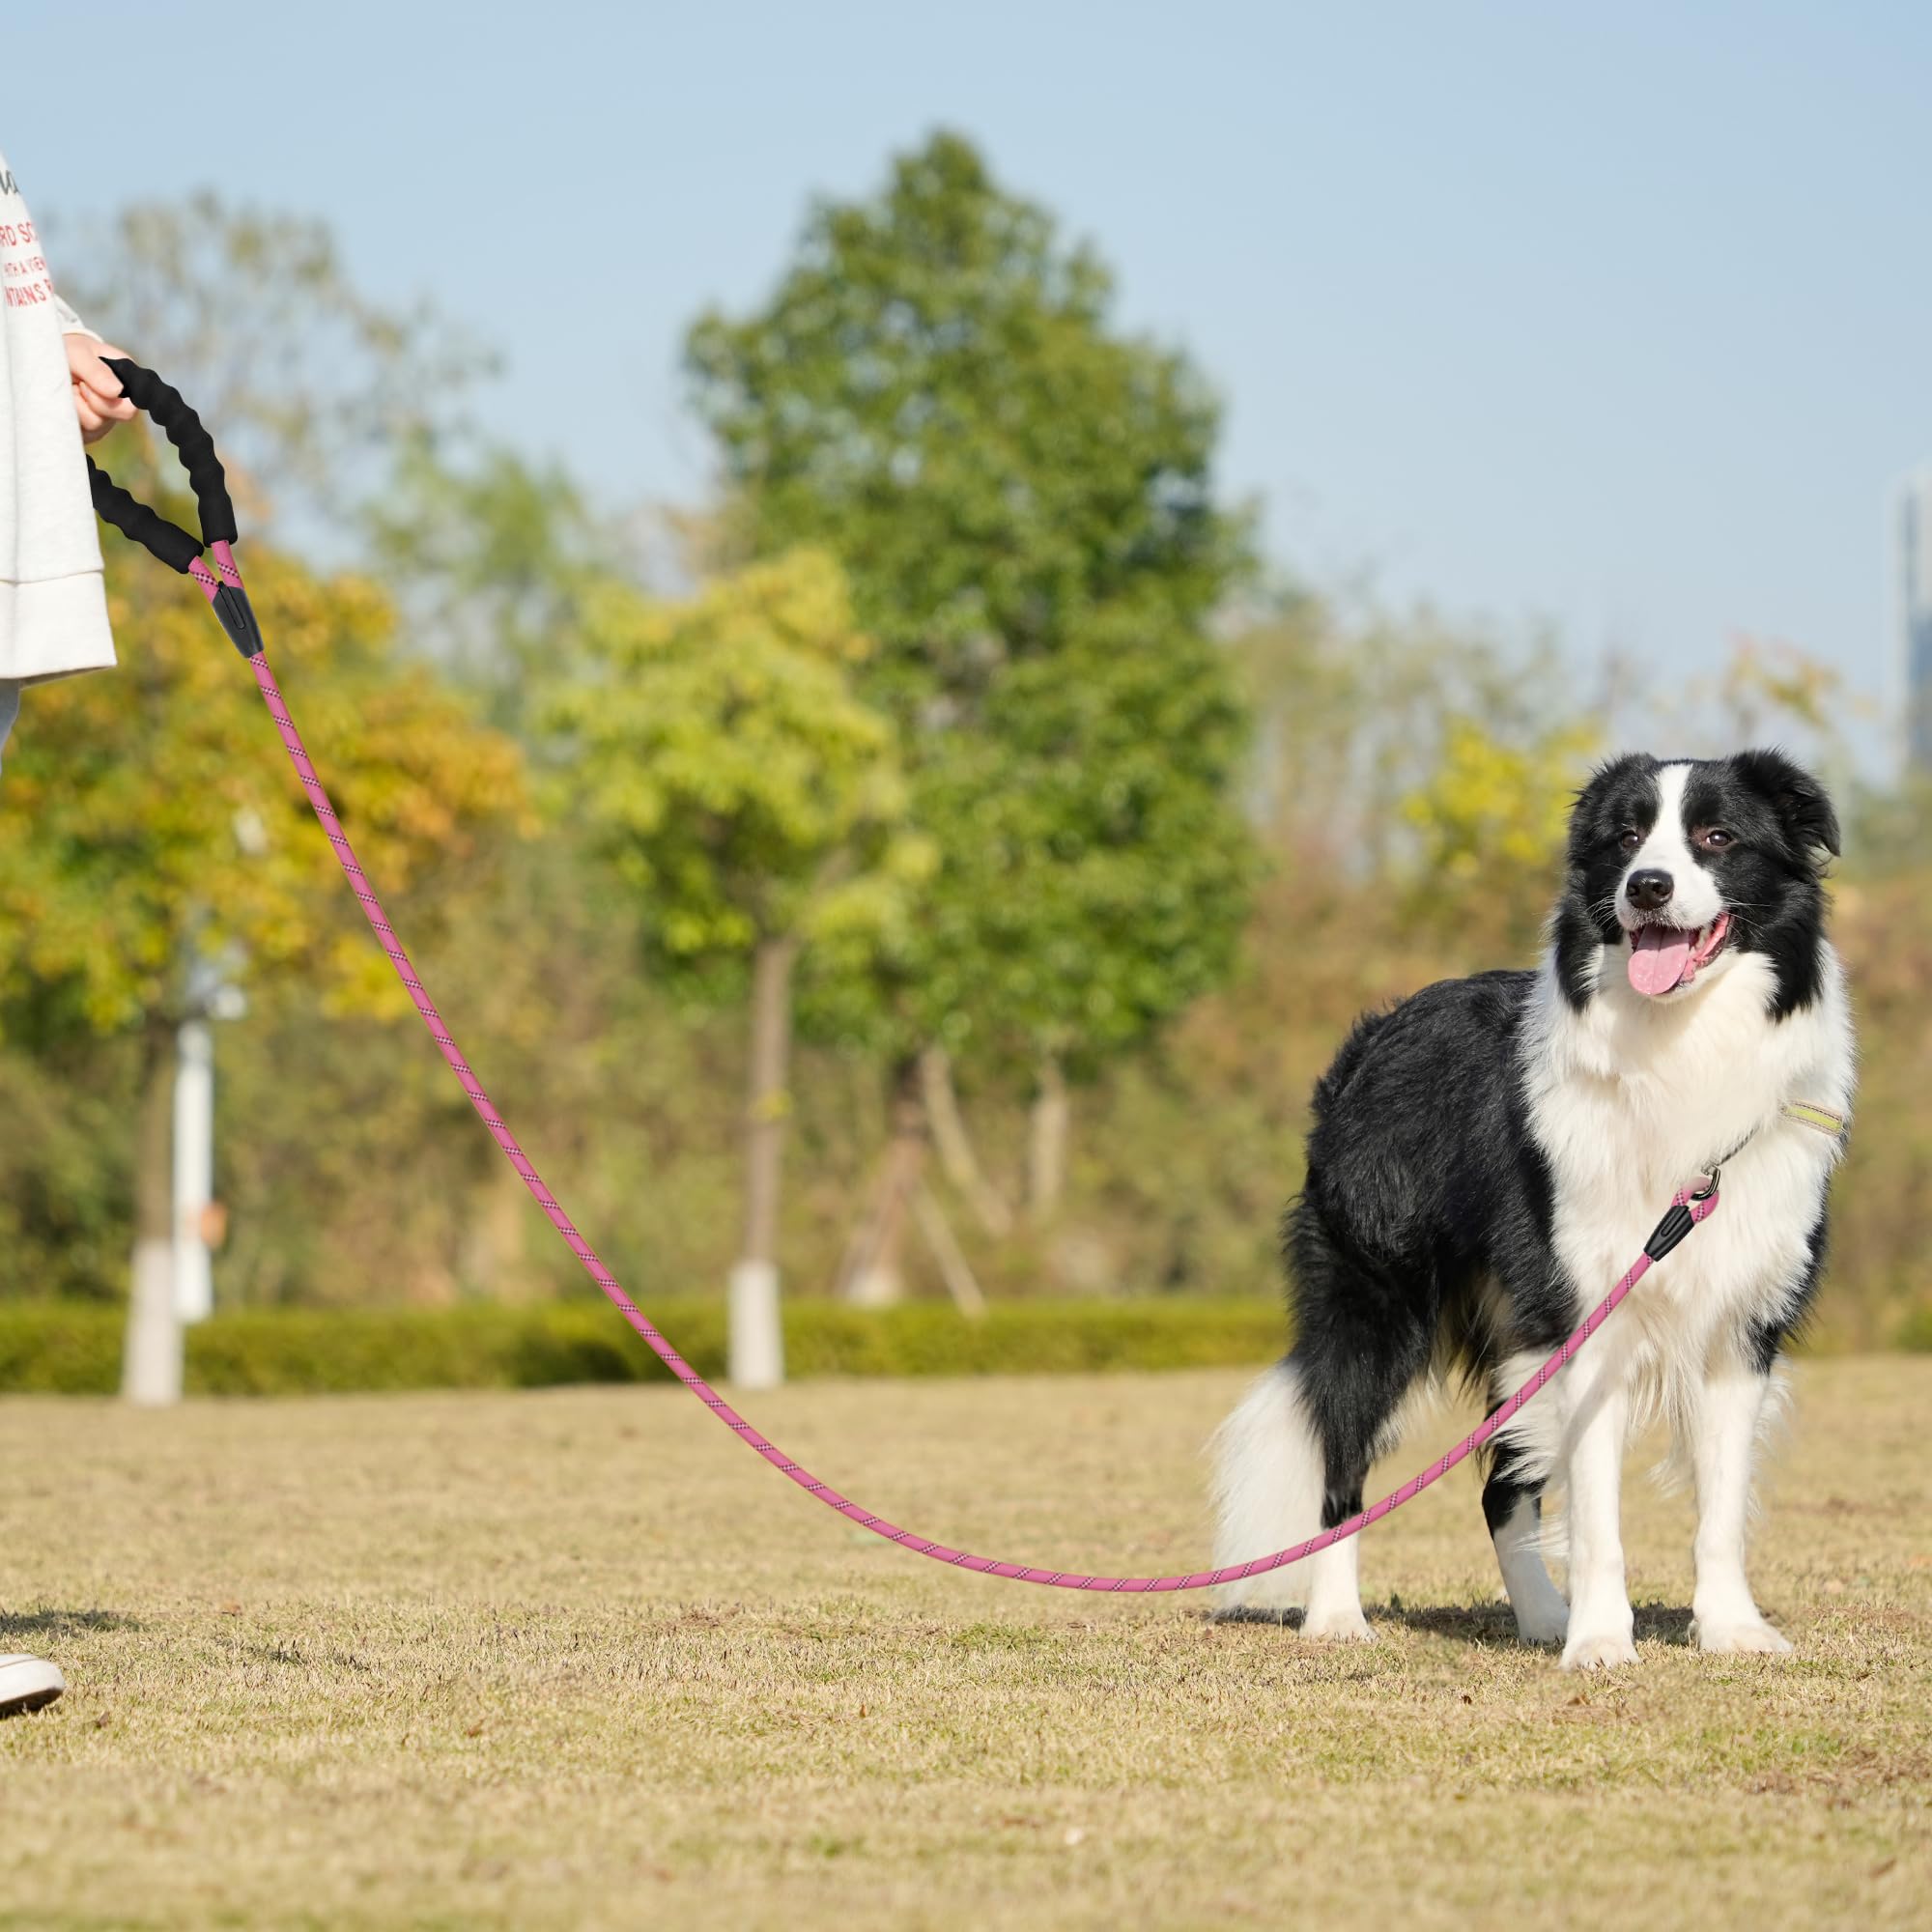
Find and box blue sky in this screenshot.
[10,2,1927,752]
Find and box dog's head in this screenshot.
[1551,750,1839,1017]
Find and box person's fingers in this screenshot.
[67,340,132,409]
[66,339,139,440]
[77,383,135,420]
[85,385,138,420]
[74,361,133,409]
[86,342,131,393]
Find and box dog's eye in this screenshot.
[1616,827,1642,855]
[1695,827,1734,852]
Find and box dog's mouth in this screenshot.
[1626,913,1731,997]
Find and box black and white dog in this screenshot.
[1211,750,1854,1669]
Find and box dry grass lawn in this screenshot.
[2,1355,1929,1930]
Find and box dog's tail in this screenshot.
[1208,1359,1327,1614]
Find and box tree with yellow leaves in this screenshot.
[1401,718,1599,952]
[0,523,527,1331]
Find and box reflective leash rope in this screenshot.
[89,359,1761,1594]
[254,647,1722,1590]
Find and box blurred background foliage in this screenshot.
[2,132,1923,1351]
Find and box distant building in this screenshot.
[1898,471,1932,771]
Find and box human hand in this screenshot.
[65,334,138,445]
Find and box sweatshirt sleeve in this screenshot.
[52,292,100,341]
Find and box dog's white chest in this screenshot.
[1523,945,1855,1360]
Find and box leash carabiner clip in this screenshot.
[1644,1163,1723,1263]
[84,358,262,659]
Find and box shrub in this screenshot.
[0,1297,1286,1398]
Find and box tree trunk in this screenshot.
[133,1024,174,1248]
[460,1158,532,1302]
[840,1058,924,1307]
[729,936,796,1388]
[919,1045,1013,1236]
[911,1181,987,1318]
[740,936,797,1268]
[171,1017,215,1324]
[123,1023,182,1405]
[1027,1053,1069,1225]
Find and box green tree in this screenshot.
[686,131,1257,1246]
[687,131,1243,706]
[0,515,528,1311]
[544,551,930,1373]
[900,606,1255,1208]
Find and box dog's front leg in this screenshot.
[1559,1361,1636,1670]
[1690,1364,1792,1655]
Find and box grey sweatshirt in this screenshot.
[1,143,116,683]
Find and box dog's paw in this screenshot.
[1561,1627,1638,1671]
[1695,1616,1793,1657]
[1300,1604,1375,1643]
[1511,1597,1570,1646]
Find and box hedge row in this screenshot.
[0,1297,1289,1397]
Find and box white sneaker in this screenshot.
[0,1653,65,1717]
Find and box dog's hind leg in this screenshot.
[1293,1328,1428,1640]
[1300,1445,1373,1642]
[1208,1355,1377,1638]
[1210,1189,1433,1637]
[1482,1418,1568,1645]
[1211,1290,1427,1639]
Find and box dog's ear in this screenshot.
[1735,748,1841,866]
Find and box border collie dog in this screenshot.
[1211,751,1854,1669]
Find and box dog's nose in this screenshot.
[1626,867,1674,911]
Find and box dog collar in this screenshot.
[1780,1099,1849,1141]
[1696,1097,1847,1200]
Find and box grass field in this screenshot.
[3,1357,1929,1931]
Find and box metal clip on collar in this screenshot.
[83,358,263,660]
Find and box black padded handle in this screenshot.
[101,357,238,547]
[87,457,204,575]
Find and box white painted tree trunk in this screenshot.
[123,1238,182,1406]
[172,1018,215,1324]
[123,1016,219,1406]
[729,938,795,1389]
[727,1260,784,1390]
[123,1024,178,1406]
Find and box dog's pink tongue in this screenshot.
[1628,925,1691,996]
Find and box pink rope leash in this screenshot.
[250,651,1719,1593]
